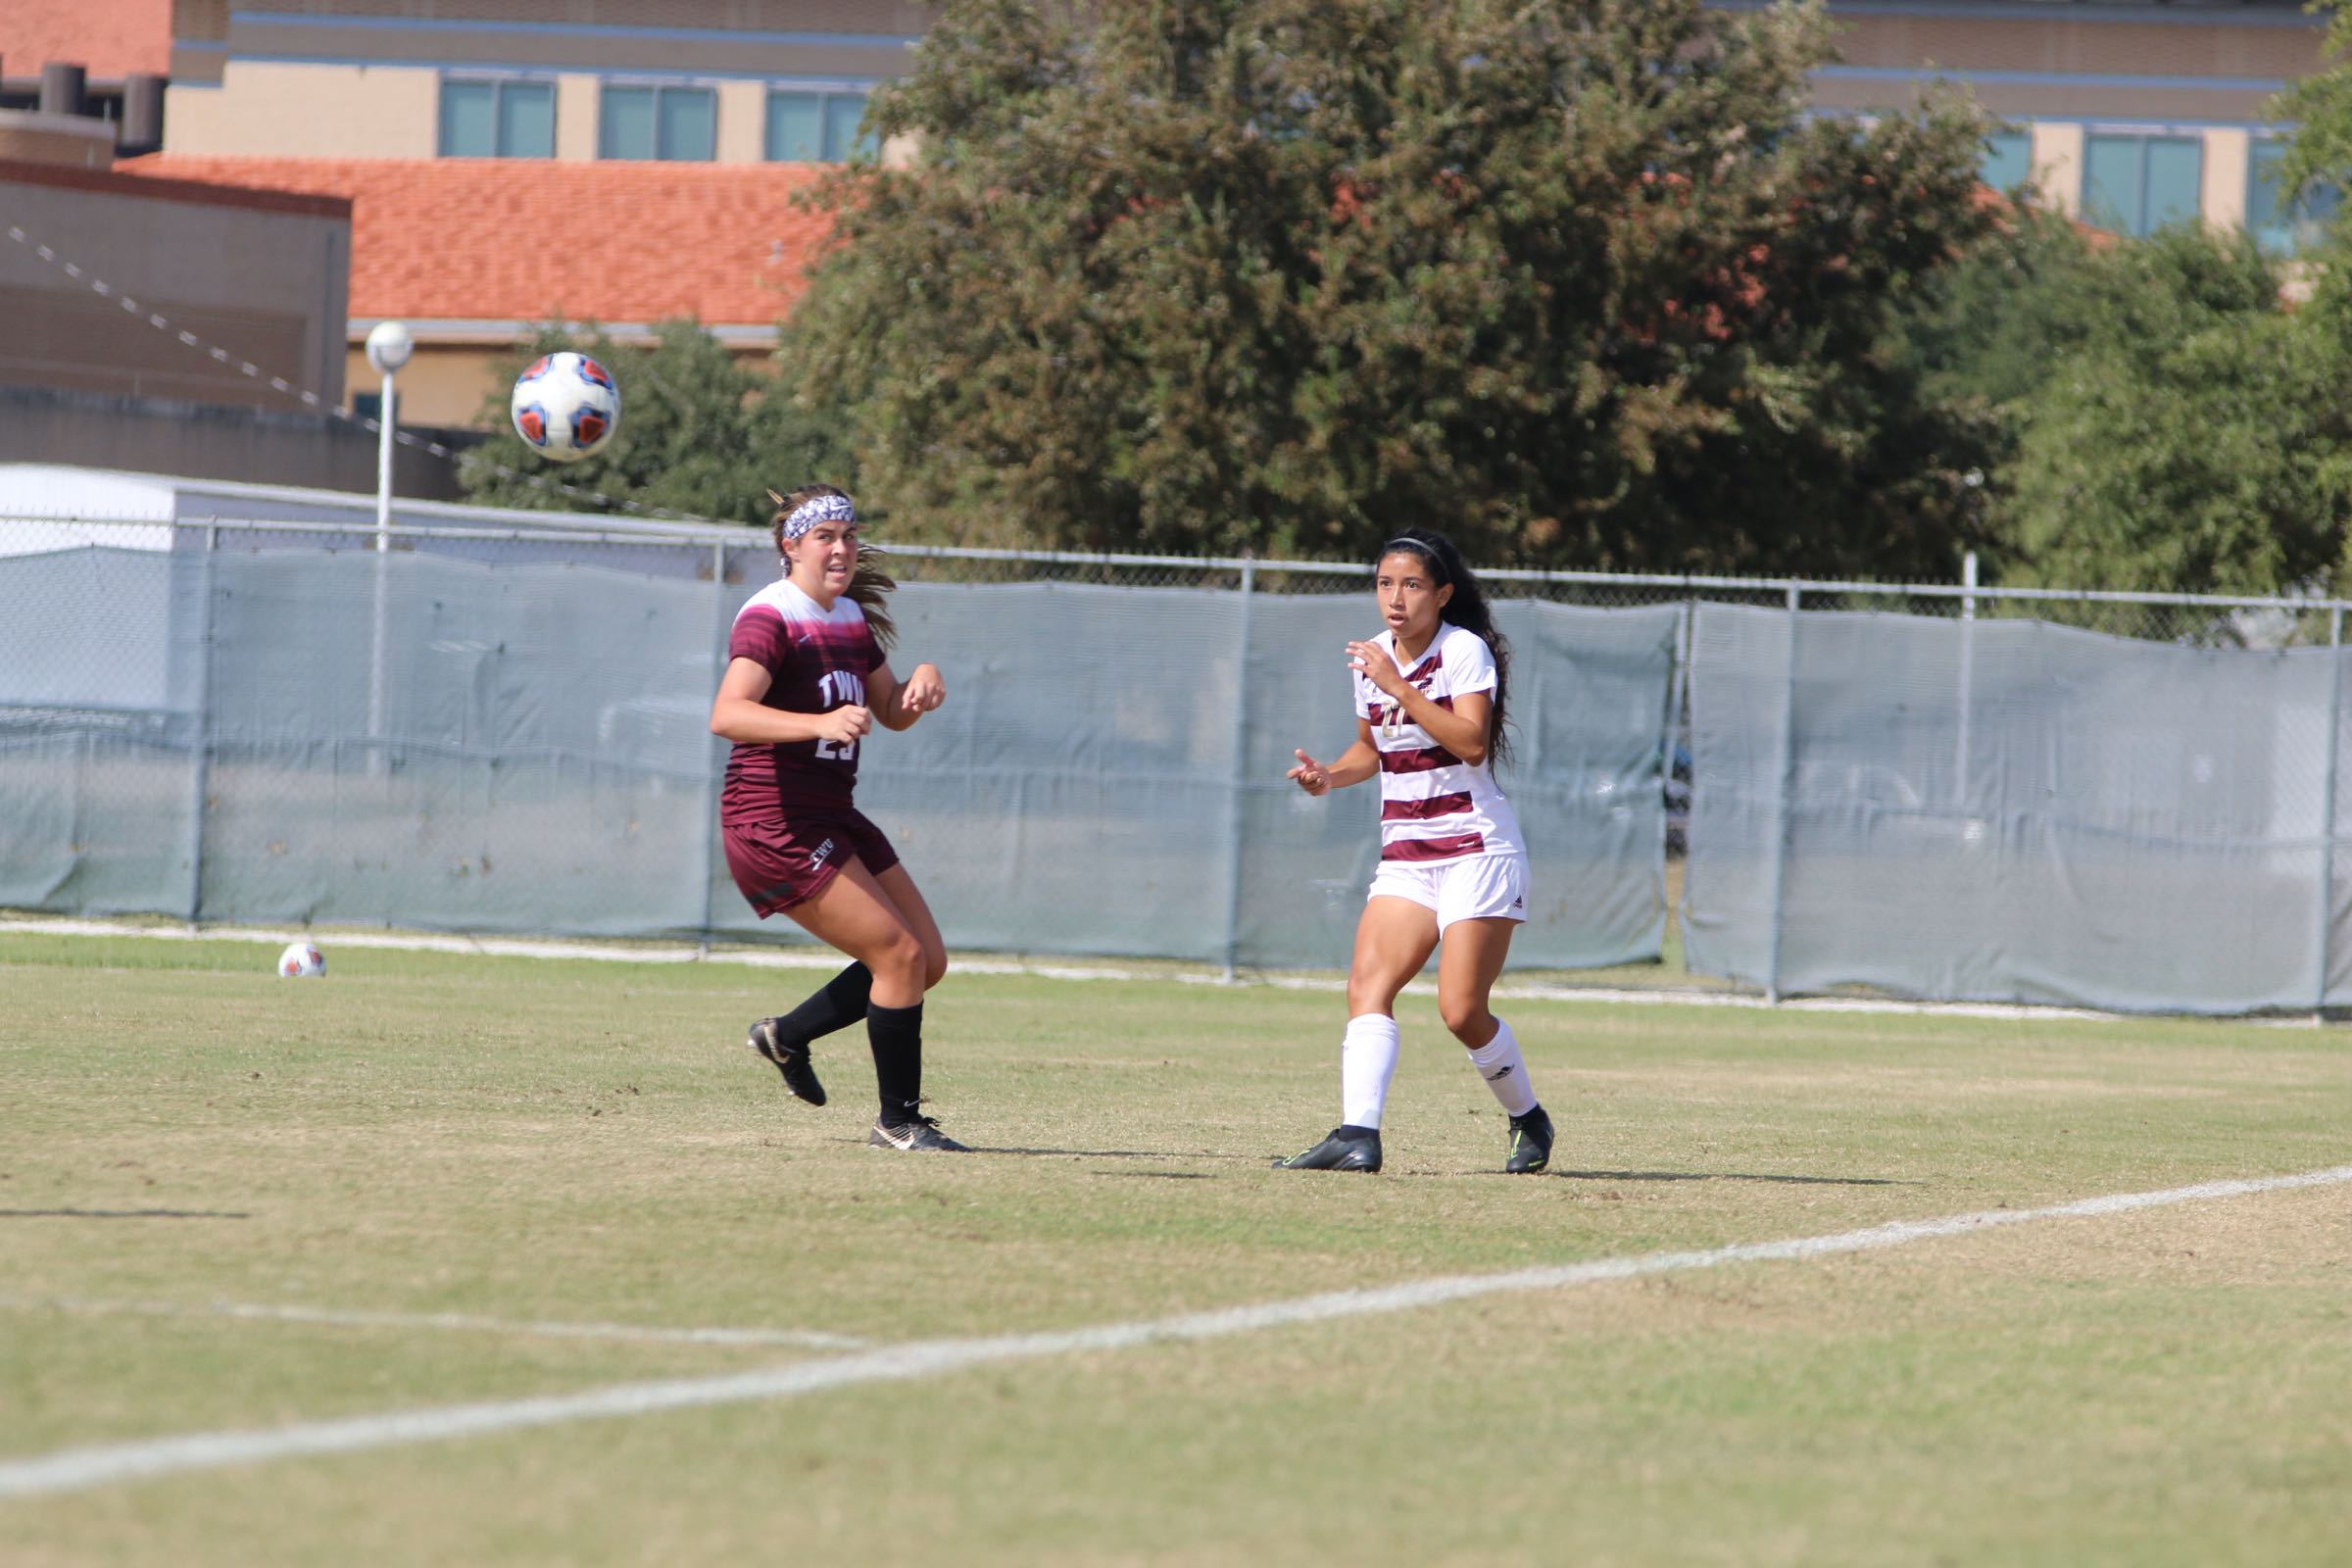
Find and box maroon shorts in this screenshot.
[722,808,902,917]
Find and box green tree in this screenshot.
[2268,0,2352,216]
[781,0,1997,570]
[456,318,858,524]
[1968,226,2352,598]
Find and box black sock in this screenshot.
[865,1000,923,1125]
[776,962,871,1044]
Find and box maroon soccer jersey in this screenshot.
[721,579,886,821]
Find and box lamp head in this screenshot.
[365,320,414,375]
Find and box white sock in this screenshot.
[1466,1017,1538,1117]
[1341,1013,1400,1130]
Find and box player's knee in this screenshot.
[873,929,927,988]
[1440,996,1491,1045]
[1346,978,1396,1017]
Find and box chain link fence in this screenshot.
[5,513,2348,1011]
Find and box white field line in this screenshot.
[0,915,2122,1022]
[0,1294,865,1351]
[3,1162,2345,1502]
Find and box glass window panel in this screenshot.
[498,81,555,159]
[766,91,822,161]
[2249,140,2292,253]
[2302,179,2343,241]
[1981,129,2032,192]
[2248,140,2339,255]
[821,93,869,162]
[658,87,716,161]
[600,85,656,160]
[2082,135,2144,235]
[2144,137,2203,231]
[438,79,496,158]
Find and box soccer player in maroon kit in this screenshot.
[709,485,966,1152]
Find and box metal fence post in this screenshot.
[1220,555,1257,982]
[1955,550,1977,807]
[1765,581,1801,1004]
[2316,605,2344,1017]
[696,539,729,957]
[1664,596,1694,925]
[183,522,219,927]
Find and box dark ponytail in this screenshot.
[1376,527,1512,769]
[767,483,897,653]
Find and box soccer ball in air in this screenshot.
[277,942,326,979]
[510,351,620,462]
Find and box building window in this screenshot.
[1981,129,2032,193]
[438,78,556,158]
[2082,132,2203,237]
[600,84,717,162]
[765,88,872,163]
[2248,139,2340,256]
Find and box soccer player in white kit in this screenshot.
[1278,527,1552,1175]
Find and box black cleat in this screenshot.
[1504,1105,1554,1174]
[868,1115,970,1152]
[749,1018,826,1105]
[1276,1126,1383,1172]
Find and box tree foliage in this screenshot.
[779,0,1998,570]
[1996,229,2352,596]
[1889,28,2352,602]
[456,318,858,525]
[2268,0,2352,214]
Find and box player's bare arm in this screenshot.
[1348,639,1494,766]
[1289,719,1383,796]
[868,661,946,731]
[709,656,870,747]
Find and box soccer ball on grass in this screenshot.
[277,942,325,978]
[510,351,620,462]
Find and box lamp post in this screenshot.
[364,321,413,766]
[365,321,413,551]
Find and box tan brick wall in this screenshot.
[165,63,438,158]
[1834,14,2323,80]
[555,73,599,161]
[343,337,776,428]
[2203,127,2253,231]
[715,79,765,164]
[2032,122,2085,219]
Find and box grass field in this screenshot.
[4,928,2349,1566]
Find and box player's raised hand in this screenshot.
[1347,639,1403,697]
[899,662,946,716]
[1289,749,1331,797]
[817,704,871,747]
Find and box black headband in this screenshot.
[1379,537,1447,581]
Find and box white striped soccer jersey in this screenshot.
[1353,622,1525,863]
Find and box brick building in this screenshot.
[4,1,2345,448]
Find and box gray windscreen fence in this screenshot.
[16,526,2352,1012]
[0,536,1678,971]
[1685,602,2348,1013]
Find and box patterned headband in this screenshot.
[779,493,858,540]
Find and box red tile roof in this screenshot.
[5,0,173,79]
[123,156,841,328]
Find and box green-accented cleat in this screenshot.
[1504,1105,1554,1174]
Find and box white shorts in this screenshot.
[1366,852,1529,931]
